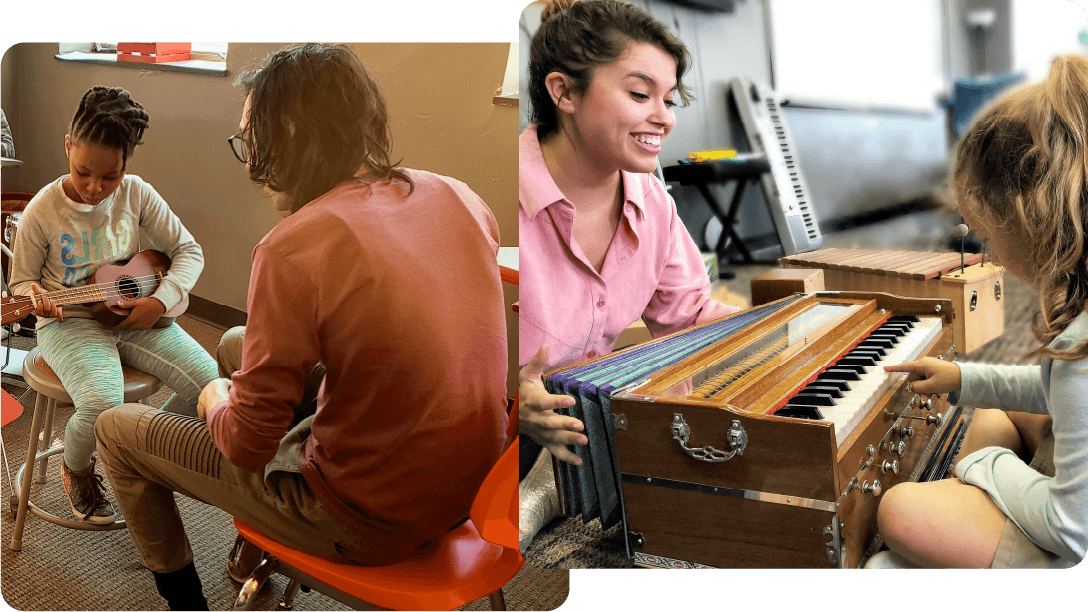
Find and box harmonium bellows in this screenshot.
[547,292,967,568]
[779,248,1004,354]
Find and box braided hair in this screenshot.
[68,86,149,166]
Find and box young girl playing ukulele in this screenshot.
[9,86,218,526]
[877,55,1088,568]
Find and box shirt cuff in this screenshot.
[151,282,183,313]
[206,399,230,424]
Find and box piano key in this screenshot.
[812,378,851,392]
[819,368,862,381]
[838,356,877,368]
[889,315,920,324]
[790,393,837,407]
[819,316,942,445]
[852,346,886,358]
[802,385,845,399]
[868,333,900,344]
[859,338,895,350]
[778,405,825,420]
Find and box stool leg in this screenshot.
[35,399,57,484]
[277,580,301,611]
[10,393,47,551]
[488,589,508,611]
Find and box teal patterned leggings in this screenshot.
[36,317,219,471]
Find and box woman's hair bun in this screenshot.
[540,0,581,24]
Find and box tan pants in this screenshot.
[989,424,1077,568]
[95,327,413,574]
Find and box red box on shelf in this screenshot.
[117,43,191,64]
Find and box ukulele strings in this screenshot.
[6,273,164,308]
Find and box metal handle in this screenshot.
[670,414,747,463]
[881,459,899,475]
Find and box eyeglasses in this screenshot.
[228,132,252,164]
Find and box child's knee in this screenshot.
[876,482,917,545]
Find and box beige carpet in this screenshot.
[0,315,569,611]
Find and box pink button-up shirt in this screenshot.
[519,125,740,370]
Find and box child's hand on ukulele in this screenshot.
[30,284,62,322]
[883,357,962,396]
[115,297,167,331]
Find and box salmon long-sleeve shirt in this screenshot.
[207,171,508,548]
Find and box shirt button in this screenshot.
[597,300,605,307]
[587,351,597,358]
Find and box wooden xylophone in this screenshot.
[779,248,1004,354]
[547,292,966,568]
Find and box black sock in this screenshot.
[151,561,209,611]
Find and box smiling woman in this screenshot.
[516,0,742,556]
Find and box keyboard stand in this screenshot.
[663,153,773,277]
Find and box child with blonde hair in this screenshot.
[877,55,1088,568]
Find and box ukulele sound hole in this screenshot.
[117,276,142,300]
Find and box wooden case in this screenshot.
[549,292,963,568]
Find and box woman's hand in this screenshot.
[520,344,588,466]
[884,357,962,396]
[30,284,62,321]
[115,297,167,331]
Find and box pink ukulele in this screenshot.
[1,250,188,329]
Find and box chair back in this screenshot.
[1,389,22,427]
[468,437,519,552]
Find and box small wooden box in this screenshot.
[780,249,1005,355]
[750,268,825,306]
[117,43,191,64]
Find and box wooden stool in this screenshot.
[9,346,163,551]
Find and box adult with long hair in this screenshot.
[94,43,509,610]
[519,0,741,550]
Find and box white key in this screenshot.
[818,317,941,446]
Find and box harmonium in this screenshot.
[778,248,1004,354]
[546,292,967,568]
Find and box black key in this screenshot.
[831,363,868,374]
[851,349,886,360]
[790,393,837,407]
[838,356,876,368]
[853,346,887,358]
[860,338,895,350]
[890,315,920,324]
[778,405,825,420]
[802,385,844,399]
[814,377,852,391]
[869,333,900,345]
[819,368,861,381]
[877,324,910,336]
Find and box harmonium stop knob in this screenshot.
[889,440,907,457]
[926,412,944,427]
[862,480,882,497]
[880,459,899,475]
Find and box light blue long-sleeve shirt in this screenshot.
[949,312,1088,565]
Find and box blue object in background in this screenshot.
[942,73,1026,140]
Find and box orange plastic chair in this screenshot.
[232,437,523,611]
[2,389,24,520]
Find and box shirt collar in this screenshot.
[519,124,651,220]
